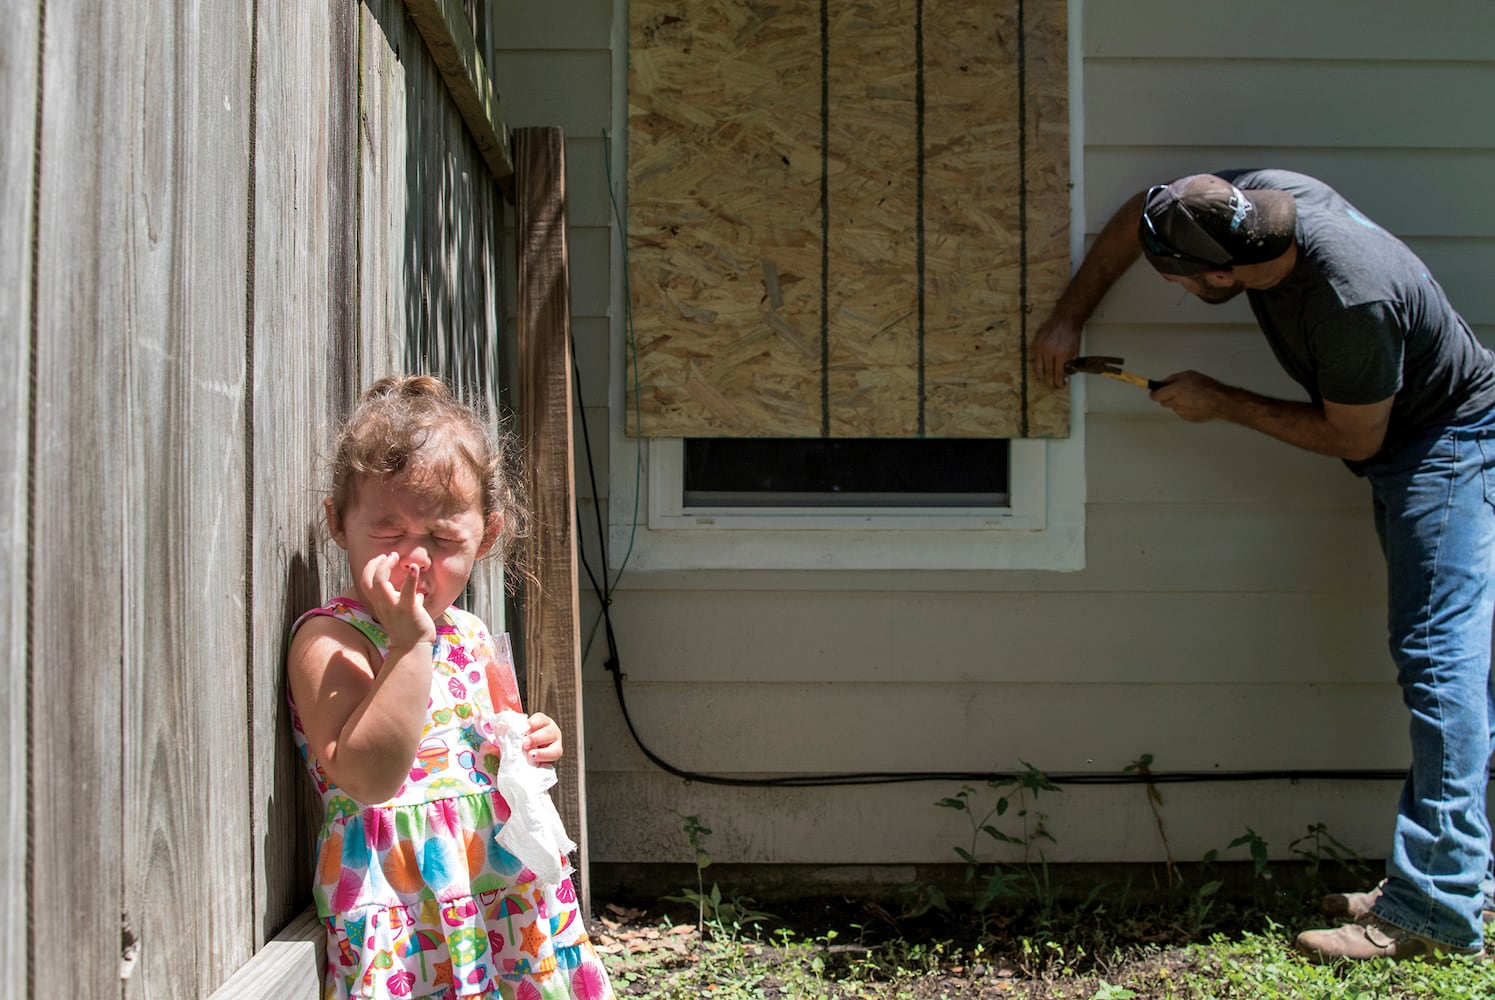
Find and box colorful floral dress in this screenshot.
[289,598,616,1000]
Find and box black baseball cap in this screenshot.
[1138,174,1297,276]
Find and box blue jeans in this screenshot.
[1363,406,1495,950]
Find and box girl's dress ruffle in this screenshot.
[318,789,605,999]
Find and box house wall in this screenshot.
[493,0,1495,881]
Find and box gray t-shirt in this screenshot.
[1223,169,1495,464]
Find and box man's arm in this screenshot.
[1153,370,1393,461]
[1032,190,1146,388]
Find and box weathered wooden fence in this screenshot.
[3,2,581,997]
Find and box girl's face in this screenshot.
[327,470,498,622]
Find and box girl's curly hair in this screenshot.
[329,374,530,573]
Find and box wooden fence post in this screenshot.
[513,126,590,913]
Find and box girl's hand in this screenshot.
[361,552,437,649]
[523,712,563,765]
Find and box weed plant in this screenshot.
[659,812,772,941]
[606,769,1486,999]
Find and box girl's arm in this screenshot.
[288,559,438,804]
[288,619,433,803]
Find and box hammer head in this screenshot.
[1063,355,1127,376]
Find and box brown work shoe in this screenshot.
[1294,913,1484,964]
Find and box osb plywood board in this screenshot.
[629,0,1070,439]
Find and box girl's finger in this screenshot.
[399,563,420,606]
[528,743,562,765]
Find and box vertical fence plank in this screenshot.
[362,0,509,622]
[359,0,409,384]
[513,126,590,910]
[119,2,255,996]
[251,0,351,948]
[32,4,127,995]
[0,0,39,983]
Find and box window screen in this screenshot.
[683,438,1011,508]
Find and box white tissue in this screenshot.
[488,710,577,887]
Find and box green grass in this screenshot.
[603,806,1492,997]
[1170,926,1491,1000]
[597,897,1494,1000]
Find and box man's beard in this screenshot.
[1195,279,1246,305]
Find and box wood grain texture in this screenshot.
[118,2,255,996]
[251,0,349,955]
[514,127,591,910]
[359,0,412,384]
[0,0,37,984]
[361,0,509,621]
[206,907,323,1000]
[920,0,1024,437]
[404,0,514,188]
[1015,0,1071,438]
[32,3,127,994]
[825,0,920,436]
[627,0,826,438]
[627,0,1070,438]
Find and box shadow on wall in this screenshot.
[361,0,509,410]
[262,541,331,940]
[364,0,518,649]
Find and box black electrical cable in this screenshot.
[565,349,1444,792]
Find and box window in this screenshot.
[609,0,1084,574]
[608,432,1085,573]
[683,438,1010,509]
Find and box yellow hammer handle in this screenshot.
[1101,370,1160,390]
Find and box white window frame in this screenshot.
[605,423,1086,573]
[652,437,1043,529]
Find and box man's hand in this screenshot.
[1150,370,1223,422]
[1032,313,1083,389]
[1151,370,1393,460]
[1029,189,1148,390]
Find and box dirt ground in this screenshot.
[591,894,1217,999]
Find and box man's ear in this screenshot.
[325,496,348,549]
[476,511,504,558]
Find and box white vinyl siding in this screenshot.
[497,0,1495,868]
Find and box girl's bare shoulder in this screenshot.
[289,612,382,686]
